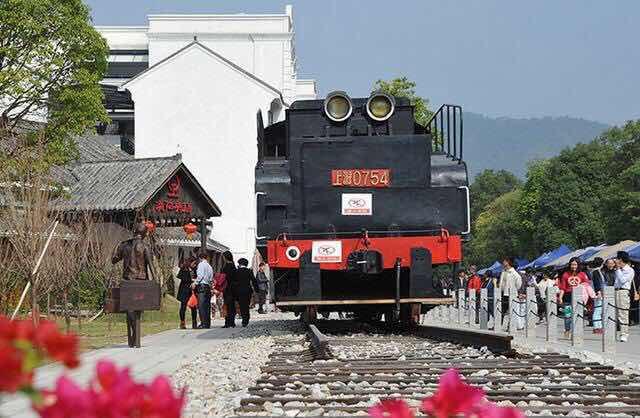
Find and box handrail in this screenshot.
[426,104,463,162]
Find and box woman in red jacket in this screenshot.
[557,257,590,337]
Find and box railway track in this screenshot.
[232,320,640,417]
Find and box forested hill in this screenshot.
[463,112,609,178]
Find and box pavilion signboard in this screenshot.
[144,167,216,222]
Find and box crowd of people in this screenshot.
[446,252,638,342]
[175,251,272,330]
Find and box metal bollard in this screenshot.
[509,285,518,335]
[469,289,477,328]
[480,288,488,330]
[603,285,616,354]
[494,287,503,332]
[452,299,458,325]
[457,290,465,325]
[546,286,558,343]
[571,285,583,347]
[526,286,537,340]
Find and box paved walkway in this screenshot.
[511,322,640,373]
[432,317,640,371]
[0,314,294,418]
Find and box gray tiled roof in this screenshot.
[102,84,135,110]
[54,156,181,212]
[75,135,131,163]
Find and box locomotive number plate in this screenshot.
[331,169,390,188]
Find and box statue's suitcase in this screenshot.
[105,280,161,313]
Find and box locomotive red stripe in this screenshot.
[267,234,462,270]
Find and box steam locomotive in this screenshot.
[255,91,469,323]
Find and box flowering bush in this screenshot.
[0,316,79,393]
[0,315,185,418]
[370,369,524,418]
[35,361,185,418]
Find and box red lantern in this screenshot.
[183,222,197,239]
[144,220,156,234]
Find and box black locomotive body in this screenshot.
[255,91,469,321]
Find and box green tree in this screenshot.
[598,120,640,159]
[469,169,522,223]
[466,189,526,266]
[603,161,640,241]
[599,121,640,240]
[517,141,616,254]
[0,0,108,175]
[373,77,432,125]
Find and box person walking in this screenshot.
[602,259,617,286]
[192,252,213,329]
[481,271,496,323]
[557,257,589,338]
[177,257,198,329]
[535,272,552,324]
[255,262,269,314]
[234,258,258,327]
[466,266,482,323]
[212,288,225,320]
[467,265,482,291]
[454,270,468,292]
[614,251,635,342]
[588,258,605,334]
[220,251,236,328]
[499,257,522,329]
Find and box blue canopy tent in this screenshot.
[544,248,590,269]
[488,261,503,276]
[478,261,502,276]
[523,245,572,270]
[515,258,530,270]
[578,244,608,262]
[628,243,640,262]
[479,259,529,276]
[583,240,637,262]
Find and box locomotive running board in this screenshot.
[276,297,454,306]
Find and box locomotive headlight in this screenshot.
[324,91,353,122]
[285,246,301,261]
[366,92,395,121]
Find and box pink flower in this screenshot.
[143,376,186,418]
[34,360,185,418]
[369,399,415,418]
[421,369,485,418]
[475,402,526,418]
[35,376,94,418]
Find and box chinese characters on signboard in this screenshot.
[152,176,193,214]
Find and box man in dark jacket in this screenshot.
[234,258,258,327]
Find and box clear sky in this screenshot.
[86,0,639,125]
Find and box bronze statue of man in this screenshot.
[112,222,155,347]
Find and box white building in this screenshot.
[96,5,316,261]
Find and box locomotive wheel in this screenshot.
[383,308,397,325]
[399,303,421,327]
[301,306,318,324]
[355,311,383,323]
